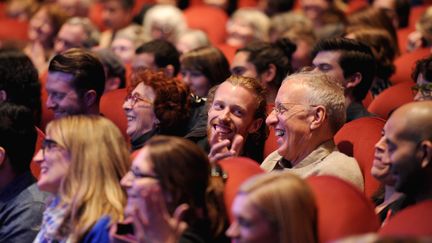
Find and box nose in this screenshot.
[122,98,132,111]
[226,221,240,239]
[46,94,56,109]
[266,109,278,127]
[219,108,232,122]
[374,136,386,153]
[33,149,44,164]
[120,171,133,189]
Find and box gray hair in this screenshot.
[229,8,270,42]
[284,71,346,134]
[64,17,100,48]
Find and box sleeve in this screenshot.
[0,201,46,243]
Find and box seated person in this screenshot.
[262,71,364,190]
[0,103,48,242]
[226,171,318,243]
[33,115,130,242]
[411,56,432,101]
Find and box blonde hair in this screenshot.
[46,115,130,242]
[239,172,318,243]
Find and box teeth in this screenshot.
[275,130,285,137]
[214,125,232,134]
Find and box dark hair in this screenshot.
[412,56,432,83]
[101,0,135,9]
[95,49,126,89]
[48,48,105,100]
[237,38,295,89]
[265,0,295,16]
[312,37,376,101]
[135,39,181,76]
[0,103,36,175]
[181,46,230,88]
[145,135,227,237]
[0,48,41,125]
[129,69,190,136]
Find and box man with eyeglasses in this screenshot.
[0,103,48,242]
[377,101,432,216]
[412,55,432,101]
[261,72,364,190]
[46,48,105,118]
[54,17,100,55]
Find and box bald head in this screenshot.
[389,101,432,142]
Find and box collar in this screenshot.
[131,128,159,151]
[277,140,336,169]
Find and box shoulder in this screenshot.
[81,216,111,243]
[261,151,281,172]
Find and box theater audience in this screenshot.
[262,72,364,190]
[0,103,48,242]
[0,48,42,126]
[311,37,376,122]
[226,172,317,243]
[116,136,229,243]
[132,40,180,78]
[190,75,268,163]
[46,48,105,119]
[33,115,130,242]
[110,25,146,65]
[94,49,126,93]
[345,27,397,96]
[411,55,432,101]
[226,8,270,48]
[230,39,295,103]
[24,3,69,73]
[376,101,432,217]
[53,17,100,55]
[180,46,230,98]
[122,69,191,151]
[407,6,432,52]
[176,29,210,55]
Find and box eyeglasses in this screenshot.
[41,138,63,158]
[124,93,153,107]
[411,83,432,99]
[272,102,317,115]
[129,167,159,180]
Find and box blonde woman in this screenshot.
[33,115,130,243]
[226,172,318,243]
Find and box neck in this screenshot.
[87,105,100,116]
[413,175,432,203]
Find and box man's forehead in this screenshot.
[314,50,341,62]
[47,71,75,87]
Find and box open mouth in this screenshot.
[275,129,285,137]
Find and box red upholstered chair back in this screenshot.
[100,88,129,141]
[379,200,432,237]
[264,103,277,159]
[183,5,228,45]
[368,81,414,119]
[218,157,264,222]
[307,176,380,242]
[391,48,430,85]
[334,117,386,198]
[31,127,45,179]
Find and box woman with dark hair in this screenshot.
[180,46,230,98]
[117,135,229,243]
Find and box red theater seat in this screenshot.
[100,88,129,141]
[219,157,264,222]
[335,117,386,198]
[307,176,380,242]
[379,200,432,237]
[368,81,414,119]
[391,48,430,85]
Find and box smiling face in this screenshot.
[33,135,71,194]
[28,8,54,45]
[226,194,278,243]
[207,81,260,146]
[371,133,396,186]
[122,82,157,141]
[46,71,86,118]
[265,80,316,164]
[383,113,423,194]
[120,147,160,217]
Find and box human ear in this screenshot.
[0,147,6,167]
[310,105,326,130]
[260,64,277,84]
[248,118,263,134]
[346,72,362,89]
[419,140,432,168]
[84,90,98,107]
